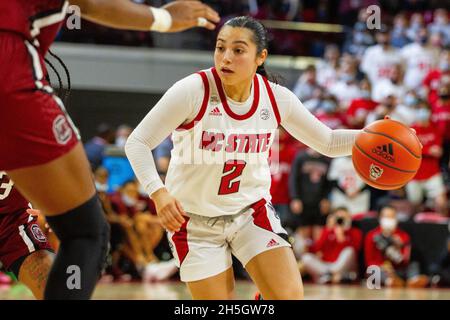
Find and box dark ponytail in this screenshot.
[223,16,281,84]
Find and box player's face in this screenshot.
[214,26,266,86]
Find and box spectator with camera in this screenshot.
[364,205,429,288]
[301,207,362,284]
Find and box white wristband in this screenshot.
[149,7,172,32]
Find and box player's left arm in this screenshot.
[274,85,360,158]
[70,0,220,32]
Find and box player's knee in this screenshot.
[46,194,110,270]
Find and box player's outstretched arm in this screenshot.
[70,0,220,32]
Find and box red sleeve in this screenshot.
[309,228,330,253]
[364,230,379,267]
[423,70,435,88]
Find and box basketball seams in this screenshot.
[362,128,421,159]
[354,142,417,173]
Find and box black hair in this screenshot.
[377,204,397,217]
[222,16,281,83]
[332,206,349,215]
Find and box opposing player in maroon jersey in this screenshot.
[0,0,219,299]
[0,172,54,300]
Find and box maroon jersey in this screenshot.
[0,0,68,54]
[0,172,30,215]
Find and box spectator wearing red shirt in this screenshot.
[301,207,362,284]
[346,78,378,129]
[270,127,300,227]
[407,102,448,215]
[364,205,429,288]
[431,82,450,184]
[423,49,450,105]
[314,95,348,129]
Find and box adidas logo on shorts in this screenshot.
[209,107,222,116]
[266,239,279,248]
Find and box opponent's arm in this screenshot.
[70,0,220,32]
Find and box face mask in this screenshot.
[380,217,397,232]
[321,100,337,113]
[360,90,371,99]
[415,108,431,122]
[95,182,108,193]
[116,136,128,148]
[340,73,355,83]
[439,62,450,72]
[122,194,137,207]
[404,95,418,107]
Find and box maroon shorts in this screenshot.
[0,32,79,171]
[0,210,53,271]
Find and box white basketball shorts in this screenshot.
[167,199,291,282]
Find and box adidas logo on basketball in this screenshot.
[372,143,395,163]
[209,107,222,116]
[266,239,279,248]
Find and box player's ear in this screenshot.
[257,49,268,67]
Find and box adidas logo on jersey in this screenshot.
[209,107,222,116]
[372,143,395,162]
[266,239,279,248]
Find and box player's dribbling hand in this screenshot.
[152,188,186,232]
[163,1,220,32]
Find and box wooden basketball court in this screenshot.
[1,281,450,300]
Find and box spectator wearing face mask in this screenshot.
[301,207,362,284]
[343,8,375,60]
[406,13,425,42]
[424,50,450,105]
[431,80,450,184]
[364,205,429,288]
[407,102,448,215]
[428,8,450,47]
[392,90,422,126]
[314,95,347,129]
[346,77,378,129]
[360,25,403,86]
[329,54,362,109]
[391,13,410,48]
[401,27,440,90]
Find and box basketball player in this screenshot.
[0,0,219,299]
[0,172,54,300]
[125,16,362,300]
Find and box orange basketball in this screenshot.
[352,118,422,190]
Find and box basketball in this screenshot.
[352,118,422,190]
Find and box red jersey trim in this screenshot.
[211,67,260,121]
[176,71,210,131]
[261,76,281,126]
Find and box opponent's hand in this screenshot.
[152,188,186,232]
[163,1,220,32]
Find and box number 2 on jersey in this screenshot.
[218,160,246,195]
[0,171,14,200]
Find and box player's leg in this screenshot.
[15,250,54,300]
[231,200,303,300]
[7,144,110,299]
[246,248,303,299]
[0,210,55,299]
[187,267,235,300]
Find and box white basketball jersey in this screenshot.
[165,68,281,217]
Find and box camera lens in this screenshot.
[336,217,344,225]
